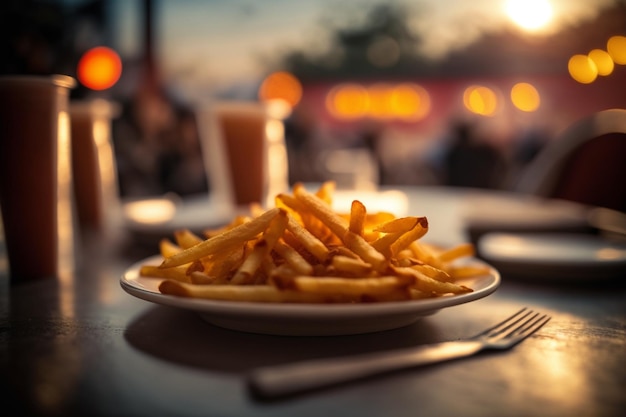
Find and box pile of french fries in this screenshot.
[140,182,490,303]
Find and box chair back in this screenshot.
[516,109,626,213]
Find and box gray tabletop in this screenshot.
[1,186,625,417]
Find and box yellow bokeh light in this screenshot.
[463,85,498,116]
[588,49,614,76]
[568,54,598,84]
[326,83,431,121]
[367,84,394,119]
[607,35,626,65]
[510,82,540,112]
[391,83,430,120]
[326,84,369,119]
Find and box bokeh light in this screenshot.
[326,84,369,119]
[607,35,626,65]
[588,49,614,76]
[123,198,176,224]
[325,83,431,121]
[463,85,498,116]
[76,46,122,91]
[568,54,598,84]
[510,82,540,112]
[258,71,303,108]
[367,84,394,119]
[390,83,430,120]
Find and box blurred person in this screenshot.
[283,104,319,184]
[112,83,208,198]
[158,107,208,195]
[360,122,386,185]
[506,125,551,187]
[441,119,507,189]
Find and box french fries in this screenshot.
[140,182,491,303]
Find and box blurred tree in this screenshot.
[281,4,432,81]
[277,1,626,81]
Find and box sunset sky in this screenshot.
[108,0,618,101]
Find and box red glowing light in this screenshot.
[77,47,122,91]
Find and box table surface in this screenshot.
[1,186,625,417]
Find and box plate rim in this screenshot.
[120,255,501,320]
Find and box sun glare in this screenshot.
[505,0,553,32]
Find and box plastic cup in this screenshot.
[0,75,75,282]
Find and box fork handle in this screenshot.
[249,340,484,398]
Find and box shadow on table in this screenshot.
[123,305,443,373]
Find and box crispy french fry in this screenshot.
[285,275,412,301]
[275,193,308,217]
[342,231,388,272]
[160,208,281,268]
[249,202,264,217]
[159,280,331,303]
[349,200,367,236]
[373,216,420,234]
[372,217,427,257]
[230,210,288,284]
[284,213,330,263]
[409,241,444,269]
[409,288,436,299]
[414,265,452,282]
[186,259,204,275]
[371,230,406,257]
[229,241,269,285]
[144,180,487,304]
[159,238,182,258]
[392,266,472,294]
[261,255,278,277]
[293,183,349,238]
[315,181,335,204]
[189,271,218,285]
[280,190,338,245]
[202,245,246,282]
[364,211,396,226]
[437,243,475,262]
[390,217,429,256]
[294,184,388,270]
[330,255,373,277]
[268,263,299,282]
[447,265,491,279]
[273,240,314,276]
[203,215,251,238]
[140,265,192,283]
[174,229,204,249]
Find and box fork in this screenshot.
[248,308,550,398]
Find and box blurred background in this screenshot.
[2,0,625,199]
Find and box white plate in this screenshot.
[478,232,626,281]
[121,256,500,336]
[461,192,592,243]
[122,195,234,238]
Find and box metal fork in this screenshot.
[248,308,550,398]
